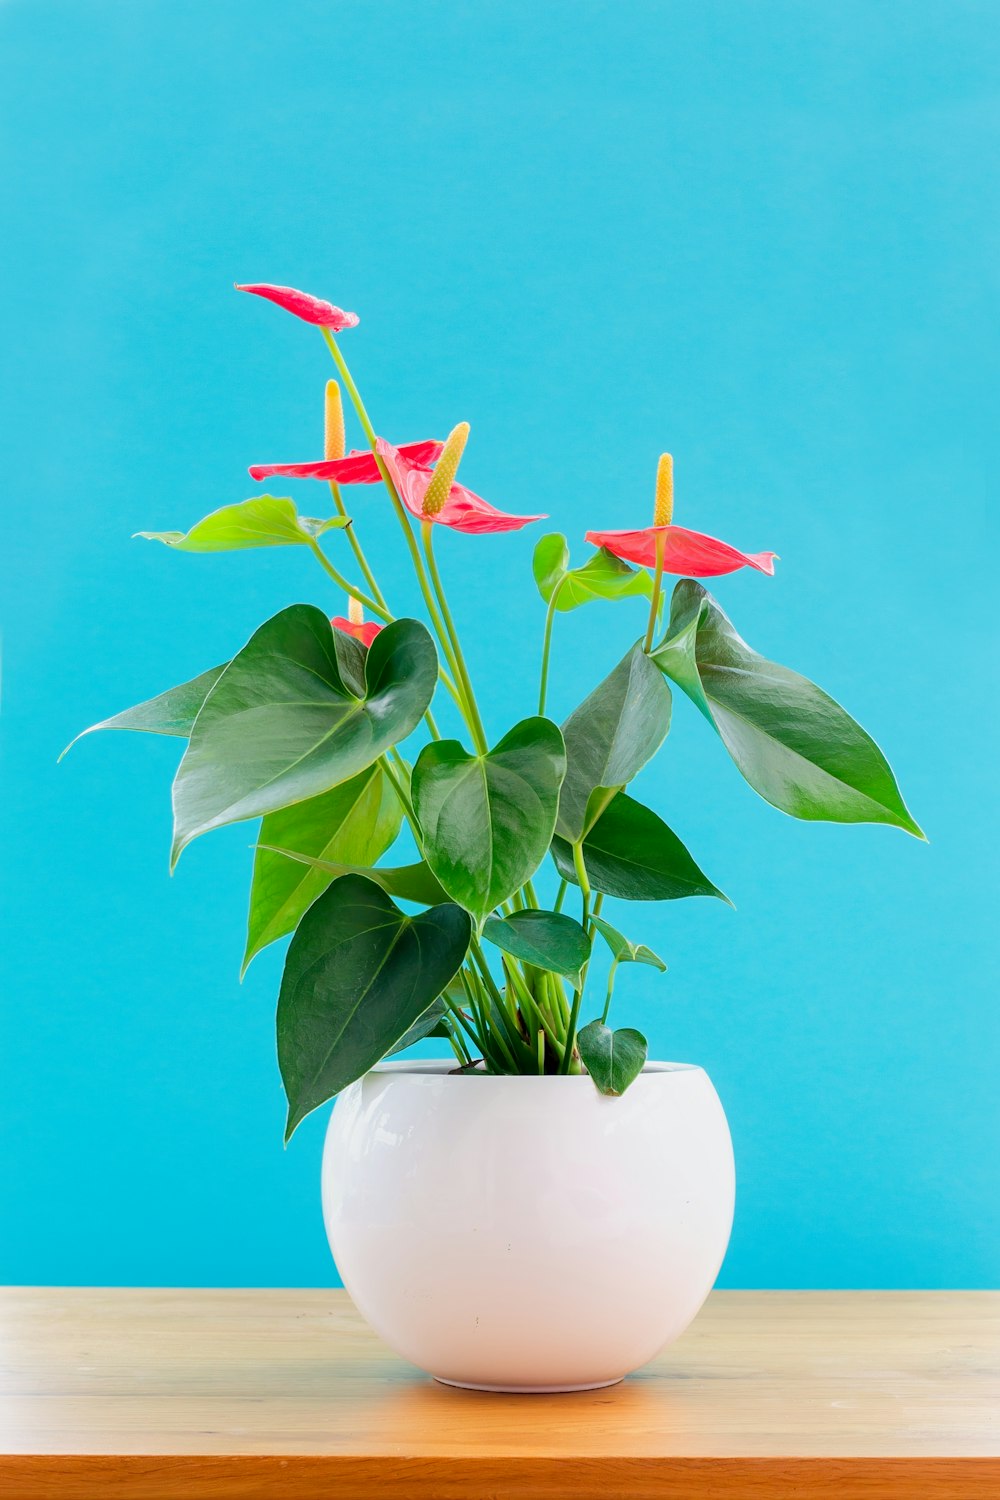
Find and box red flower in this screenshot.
[375,438,545,535]
[249,440,443,485]
[331,616,383,647]
[235,283,359,331]
[585,526,777,577]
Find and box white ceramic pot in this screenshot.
[322,1060,734,1392]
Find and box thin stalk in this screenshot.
[553,878,568,914]
[537,576,568,716]
[642,532,667,653]
[559,840,592,1074]
[328,480,387,609]
[422,523,488,754]
[306,540,388,620]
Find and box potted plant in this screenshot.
[66,282,922,1392]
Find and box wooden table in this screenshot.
[1,1288,997,1498]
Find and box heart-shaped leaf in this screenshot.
[557,644,671,842]
[171,609,436,866]
[553,791,729,903]
[483,910,591,990]
[256,845,449,905]
[60,663,227,759]
[577,1020,648,1096]
[533,533,654,613]
[653,581,923,836]
[243,763,404,974]
[411,717,566,926]
[278,874,471,1139]
[590,915,666,972]
[137,496,349,552]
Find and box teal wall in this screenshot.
[2,0,996,1288]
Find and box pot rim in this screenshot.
[369,1058,705,1081]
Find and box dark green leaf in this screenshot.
[483,910,591,990]
[278,874,471,1139]
[590,915,666,972]
[243,763,404,973]
[577,1021,647,1096]
[171,609,437,866]
[60,664,227,759]
[533,533,654,613]
[553,791,729,903]
[652,580,923,836]
[557,644,671,842]
[411,717,566,926]
[255,845,449,906]
[387,995,451,1055]
[137,496,348,552]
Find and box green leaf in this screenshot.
[553,791,729,903]
[60,664,227,759]
[483,910,591,990]
[137,496,349,552]
[411,717,566,926]
[254,845,449,906]
[557,644,672,842]
[243,763,404,974]
[171,609,437,866]
[577,1021,648,1096]
[652,580,923,836]
[278,874,472,1139]
[533,533,654,613]
[387,995,451,1055]
[590,915,666,972]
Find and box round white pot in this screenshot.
[322,1060,734,1392]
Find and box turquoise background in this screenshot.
[2,1,996,1289]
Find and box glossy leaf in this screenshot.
[171,609,437,866]
[137,496,348,552]
[60,664,227,759]
[483,910,591,990]
[278,874,471,1139]
[590,915,666,973]
[533,533,654,613]
[411,717,566,925]
[243,763,404,974]
[653,581,923,836]
[577,1021,648,1096]
[254,845,449,906]
[553,791,729,903]
[557,644,672,843]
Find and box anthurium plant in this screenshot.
[67,282,923,1139]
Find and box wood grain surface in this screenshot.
[1,1287,997,1497]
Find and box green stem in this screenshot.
[553,878,568,914]
[642,532,667,653]
[601,958,620,1026]
[538,577,568,716]
[306,540,389,620]
[422,523,489,754]
[559,841,592,1074]
[328,480,387,609]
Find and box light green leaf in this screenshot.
[411,717,566,926]
[278,874,471,1139]
[255,845,449,906]
[171,609,437,866]
[243,763,404,973]
[137,496,349,552]
[577,1020,648,1096]
[483,910,591,990]
[553,791,729,903]
[590,915,666,972]
[652,580,923,836]
[557,644,672,842]
[534,533,654,613]
[60,664,228,760]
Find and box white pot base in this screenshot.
[435,1375,624,1394]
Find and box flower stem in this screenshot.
[642,532,667,652]
[538,576,568,716]
[306,539,389,620]
[422,522,489,754]
[328,480,386,609]
[559,840,592,1074]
